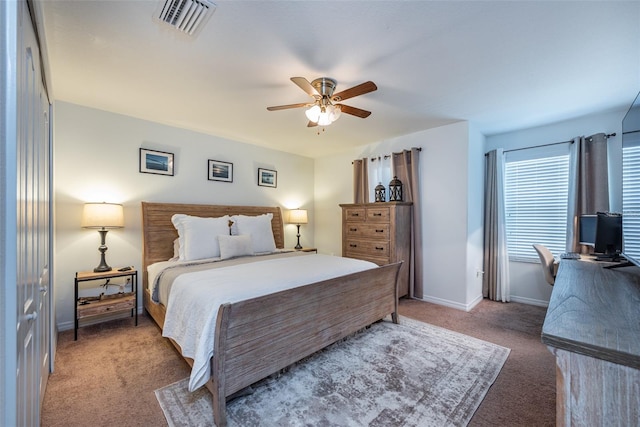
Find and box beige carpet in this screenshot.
[155,316,510,427]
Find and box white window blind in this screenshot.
[622,140,640,259]
[504,149,570,261]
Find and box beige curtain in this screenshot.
[392,148,423,298]
[482,149,510,301]
[352,158,369,204]
[567,133,610,252]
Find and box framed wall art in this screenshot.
[258,168,277,188]
[208,159,233,182]
[139,148,174,176]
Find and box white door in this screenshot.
[15,0,51,424]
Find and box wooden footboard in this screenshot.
[210,261,402,426]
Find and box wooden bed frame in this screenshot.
[141,202,401,426]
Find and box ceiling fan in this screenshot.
[267,77,377,127]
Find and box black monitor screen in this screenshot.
[594,212,623,255]
[579,215,597,246]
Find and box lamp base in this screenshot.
[94,229,112,272]
[295,224,302,250]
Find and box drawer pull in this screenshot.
[375,246,384,251]
[349,244,358,248]
[375,229,384,233]
[350,228,358,232]
[373,213,382,216]
[351,213,360,217]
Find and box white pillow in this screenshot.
[171,214,231,261]
[218,234,254,260]
[231,213,276,253]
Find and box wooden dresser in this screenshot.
[542,260,640,425]
[340,202,412,298]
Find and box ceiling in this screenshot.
[38,1,640,158]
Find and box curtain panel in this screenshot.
[483,149,510,301]
[567,133,610,252]
[352,158,369,204]
[392,148,423,298]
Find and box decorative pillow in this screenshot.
[218,234,254,260]
[171,214,231,261]
[169,238,180,261]
[231,213,276,253]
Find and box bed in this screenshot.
[141,202,401,426]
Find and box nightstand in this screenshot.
[74,267,138,340]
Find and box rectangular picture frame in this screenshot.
[139,148,174,176]
[258,168,277,188]
[208,159,233,182]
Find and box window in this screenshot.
[504,146,570,261]
[622,139,640,259]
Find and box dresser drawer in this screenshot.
[366,207,390,222]
[344,239,389,257]
[344,252,391,266]
[346,223,390,239]
[344,208,366,222]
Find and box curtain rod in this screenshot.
[370,147,422,162]
[487,133,616,155]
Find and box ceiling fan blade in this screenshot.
[267,102,312,111]
[331,81,377,102]
[291,77,320,98]
[337,104,372,118]
[307,121,318,127]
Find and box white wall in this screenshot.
[315,121,485,310]
[53,101,315,329]
[485,108,626,306]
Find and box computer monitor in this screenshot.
[594,212,622,256]
[579,212,623,257]
[579,215,596,246]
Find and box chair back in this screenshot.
[532,244,556,286]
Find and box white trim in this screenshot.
[509,295,549,308]
[417,293,483,312]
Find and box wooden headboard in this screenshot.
[141,202,285,274]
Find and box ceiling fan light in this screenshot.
[305,105,321,122]
[328,105,341,122]
[317,112,332,126]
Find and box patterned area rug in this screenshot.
[155,316,510,427]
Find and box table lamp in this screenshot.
[288,209,308,250]
[82,202,124,272]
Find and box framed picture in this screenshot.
[139,148,174,176]
[208,159,233,182]
[258,168,277,188]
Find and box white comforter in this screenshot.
[160,253,377,391]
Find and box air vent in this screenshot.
[156,0,216,36]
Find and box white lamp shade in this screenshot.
[81,202,124,229]
[288,209,308,224]
[305,105,321,123]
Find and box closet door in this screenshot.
[15,0,51,424]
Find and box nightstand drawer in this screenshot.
[77,294,135,318]
[345,240,389,257]
[346,223,390,239]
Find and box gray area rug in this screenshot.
[155,316,510,427]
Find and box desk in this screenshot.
[542,261,640,425]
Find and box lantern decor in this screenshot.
[374,182,386,202]
[389,176,403,201]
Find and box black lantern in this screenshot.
[374,182,386,202]
[389,176,403,201]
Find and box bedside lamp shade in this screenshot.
[288,209,308,250]
[82,203,124,272]
[288,209,308,225]
[82,202,124,229]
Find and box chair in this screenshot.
[532,244,557,286]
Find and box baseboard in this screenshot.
[415,293,548,311]
[418,293,483,312]
[509,295,549,308]
[57,307,144,332]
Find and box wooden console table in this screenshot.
[542,260,640,425]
